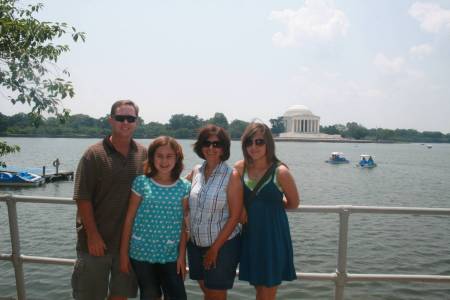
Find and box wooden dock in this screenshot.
[43,171,74,183]
[41,159,74,183]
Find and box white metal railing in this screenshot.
[1,194,450,300]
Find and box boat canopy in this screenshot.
[331,152,345,156]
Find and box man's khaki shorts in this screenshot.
[72,251,137,300]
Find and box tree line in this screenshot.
[0,112,250,139]
[1,113,449,143]
[320,122,450,143]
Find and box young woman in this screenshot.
[186,124,243,300]
[119,136,190,300]
[235,123,300,300]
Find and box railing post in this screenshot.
[6,195,27,300]
[335,207,350,300]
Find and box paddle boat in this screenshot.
[326,152,350,164]
[0,171,45,187]
[358,154,377,168]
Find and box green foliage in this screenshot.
[172,128,193,139]
[0,0,85,166]
[0,112,251,140]
[368,128,395,141]
[229,119,249,139]
[320,121,450,142]
[422,131,444,139]
[269,116,285,135]
[343,122,369,140]
[137,122,167,138]
[2,112,448,143]
[0,139,20,167]
[0,0,85,119]
[207,112,229,129]
[320,125,341,135]
[169,114,204,131]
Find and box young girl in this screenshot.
[235,123,300,300]
[120,136,190,300]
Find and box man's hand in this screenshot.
[87,232,107,256]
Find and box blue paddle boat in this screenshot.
[326,152,350,164]
[0,171,45,187]
[358,154,377,168]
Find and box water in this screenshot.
[1,137,450,299]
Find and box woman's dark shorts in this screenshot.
[187,234,240,290]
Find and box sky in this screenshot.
[2,0,450,133]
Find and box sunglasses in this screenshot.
[202,140,223,148]
[244,138,266,147]
[113,115,137,123]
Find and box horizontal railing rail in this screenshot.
[1,194,450,300]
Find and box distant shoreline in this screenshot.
[1,135,425,144]
[274,137,382,143]
[3,135,447,144]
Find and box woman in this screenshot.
[235,122,300,300]
[186,124,243,300]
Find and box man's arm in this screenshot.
[77,199,106,256]
[74,148,106,256]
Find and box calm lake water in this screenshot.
[1,137,450,299]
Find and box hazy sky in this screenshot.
[2,0,450,132]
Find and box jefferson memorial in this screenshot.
[277,105,344,141]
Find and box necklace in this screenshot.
[248,164,271,181]
[204,161,220,181]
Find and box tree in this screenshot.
[229,119,249,139]
[320,125,341,135]
[269,116,285,135]
[0,113,8,133]
[143,122,167,138]
[0,0,85,166]
[343,122,369,140]
[422,131,444,140]
[207,112,229,129]
[0,141,20,168]
[168,114,199,130]
[371,128,395,141]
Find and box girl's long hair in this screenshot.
[241,122,280,165]
[144,136,184,181]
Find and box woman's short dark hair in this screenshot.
[144,136,184,181]
[241,122,280,165]
[193,124,231,161]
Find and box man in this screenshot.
[72,100,147,300]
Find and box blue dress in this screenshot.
[238,166,297,287]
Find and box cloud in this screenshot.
[291,67,383,104]
[372,52,427,102]
[409,43,433,58]
[373,53,406,74]
[409,2,450,33]
[270,0,349,47]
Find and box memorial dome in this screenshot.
[283,105,313,117]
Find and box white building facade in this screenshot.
[277,105,344,141]
[282,105,320,134]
